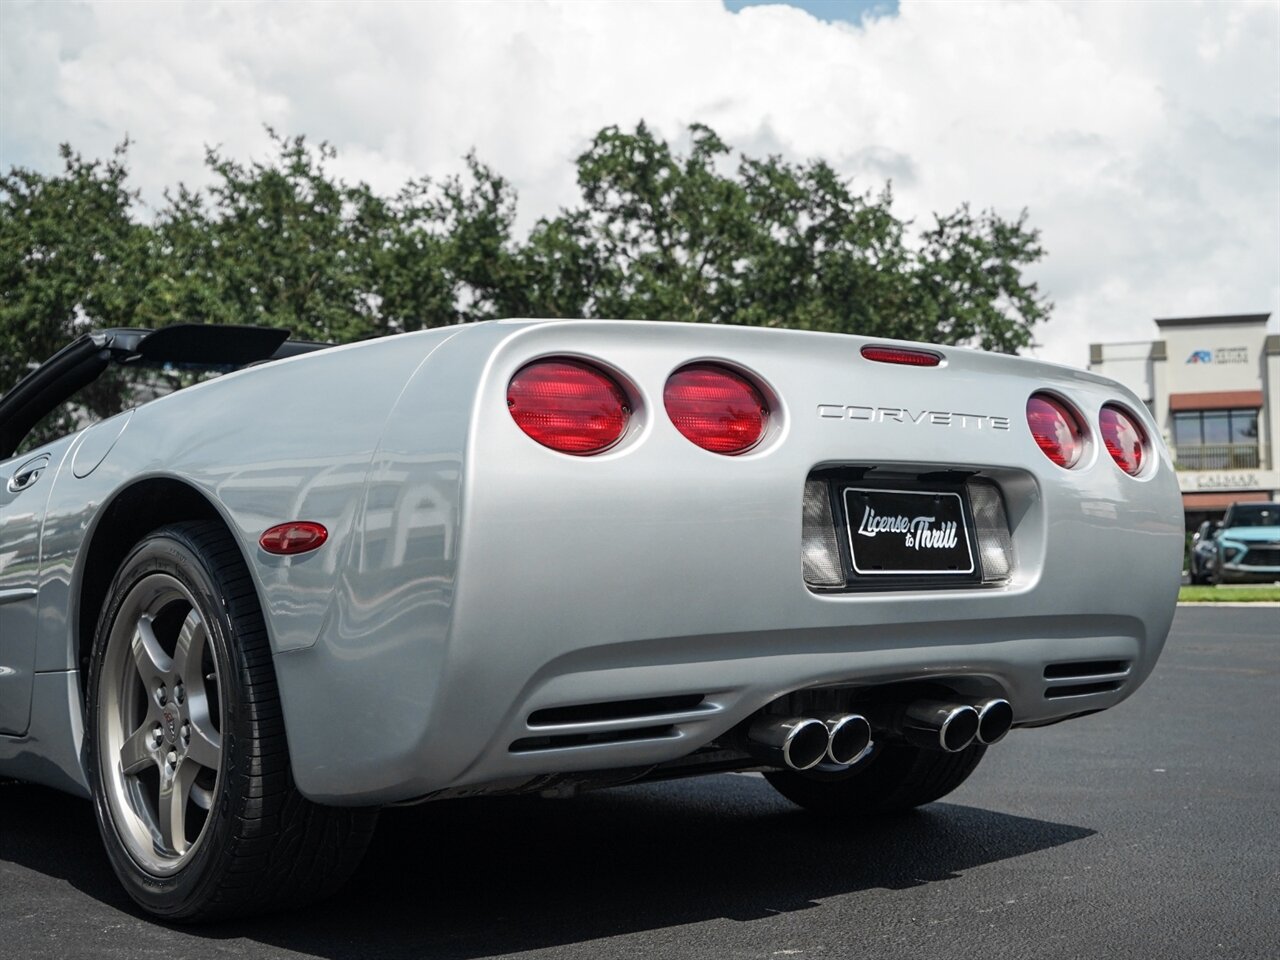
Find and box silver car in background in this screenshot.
[1189,519,1220,585]
[0,320,1183,920]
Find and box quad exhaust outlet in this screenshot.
[872,697,1015,753]
[745,697,1014,771]
[745,713,872,771]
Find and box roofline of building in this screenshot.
[1153,313,1271,328]
[1088,340,1168,363]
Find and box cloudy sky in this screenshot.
[2,0,1277,367]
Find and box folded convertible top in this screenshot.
[0,324,330,459]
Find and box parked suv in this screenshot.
[1214,502,1280,584]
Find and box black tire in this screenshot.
[85,521,377,921]
[764,740,986,816]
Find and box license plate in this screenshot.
[843,487,975,576]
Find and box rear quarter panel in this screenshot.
[15,331,451,714]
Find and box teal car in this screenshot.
[1214,502,1280,584]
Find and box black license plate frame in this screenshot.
[843,486,976,577]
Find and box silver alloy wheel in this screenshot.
[96,573,224,877]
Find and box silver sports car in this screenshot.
[0,321,1182,920]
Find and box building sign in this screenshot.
[1177,469,1280,493]
[1185,346,1248,365]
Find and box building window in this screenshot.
[1172,408,1262,469]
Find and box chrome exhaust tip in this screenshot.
[746,716,830,771]
[975,698,1014,745]
[902,701,980,753]
[816,713,873,766]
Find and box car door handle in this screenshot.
[6,456,50,494]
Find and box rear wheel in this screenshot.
[85,521,377,921]
[764,741,986,816]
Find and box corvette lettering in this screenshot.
[817,404,1010,430]
[856,506,959,550]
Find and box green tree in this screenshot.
[148,132,521,340]
[0,142,157,438]
[2,122,1053,416]
[512,122,1049,352]
[149,133,392,341]
[375,153,523,332]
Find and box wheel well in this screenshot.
[76,478,227,683]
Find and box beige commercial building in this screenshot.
[1089,313,1279,529]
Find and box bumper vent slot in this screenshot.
[1043,659,1132,700]
[1045,680,1124,699]
[1044,660,1131,680]
[527,694,706,727]
[510,725,678,754]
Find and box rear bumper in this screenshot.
[277,602,1168,806]
[266,322,1184,805]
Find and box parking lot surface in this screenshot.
[2,606,1277,959]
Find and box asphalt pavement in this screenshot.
[2,606,1277,960]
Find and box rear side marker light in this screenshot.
[1026,393,1084,468]
[507,359,630,455]
[860,345,942,367]
[260,522,328,555]
[1099,404,1146,476]
[664,363,769,455]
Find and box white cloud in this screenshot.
[1,0,1276,365]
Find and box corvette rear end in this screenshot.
[267,320,1183,804]
[1,318,1183,920]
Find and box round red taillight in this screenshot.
[507,359,630,454]
[1026,393,1085,468]
[1099,404,1146,476]
[664,363,769,455]
[260,522,328,556]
